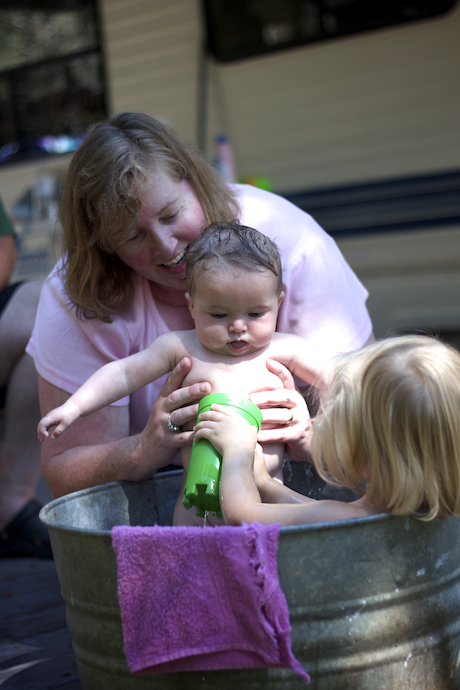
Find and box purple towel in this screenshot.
[112,523,309,683]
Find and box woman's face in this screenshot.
[116,171,206,289]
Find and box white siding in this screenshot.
[0,1,458,334]
[2,1,458,197]
[99,0,203,144]
[99,0,460,191]
[336,226,460,338]
[95,0,460,337]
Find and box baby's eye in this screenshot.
[210,313,227,319]
[248,312,265,318]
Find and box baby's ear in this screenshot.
[185,292,194,318]
[278,290,285,308]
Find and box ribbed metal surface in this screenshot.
[283,170,460,237]
[40,472,460,689]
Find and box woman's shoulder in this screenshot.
[235,184,329,250]
[39,265,166,354]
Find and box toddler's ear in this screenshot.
[185,292,194,318]
[278,290,285,308]
[361,459,371,483]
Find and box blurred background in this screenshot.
[0,0,459,345]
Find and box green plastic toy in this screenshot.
[182,393,262,518]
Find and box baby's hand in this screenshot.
[193,404,258,458]
[37,400,82,442]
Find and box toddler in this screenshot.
[193,335,460,525]
[38,221,328,526]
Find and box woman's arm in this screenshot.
[39,357,212,498]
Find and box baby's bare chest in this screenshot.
[181,355,283,397]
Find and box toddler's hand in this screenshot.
[193,404,257,458]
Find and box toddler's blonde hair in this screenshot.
[311,335,460,520]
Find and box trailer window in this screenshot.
[0,0,107,166]
[203,0,457,62]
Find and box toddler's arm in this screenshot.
[194,405,312,523]
[193,405,261,524]
[194,404,372,526]
[253,444,314,506]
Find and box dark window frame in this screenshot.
[203,0,458,63]
[0,0,108,167]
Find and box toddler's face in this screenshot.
[186,266,283,357]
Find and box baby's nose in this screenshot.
[230,319,247,333]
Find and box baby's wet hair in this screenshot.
[185,221,283,295]
[311,335,460,521]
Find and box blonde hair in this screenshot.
[311,335,460,521]
[59,112,240,322]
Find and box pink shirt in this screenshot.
[27,184,372,433]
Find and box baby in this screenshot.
[38,221,328,526]
[193,335,460,525]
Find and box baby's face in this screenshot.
[186,266,283,357]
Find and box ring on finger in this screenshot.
[167,413,180,432]
[287,411,294,424]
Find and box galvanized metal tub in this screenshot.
[40,471,460,689]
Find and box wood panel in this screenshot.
[0,558,81,689]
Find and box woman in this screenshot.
[27,112,373,499]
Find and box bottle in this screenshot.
[183,393,262,518]
[214,135,237,183]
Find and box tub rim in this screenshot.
[39,473,392,537]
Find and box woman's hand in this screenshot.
[139,357,212,466]
[249,359,313,462]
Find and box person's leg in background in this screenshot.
[0,280,52,558]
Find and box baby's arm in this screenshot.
[37,332,183,441]
[38,398,86,441]
[269,334,332,391]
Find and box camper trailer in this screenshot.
[0,0,459,342]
